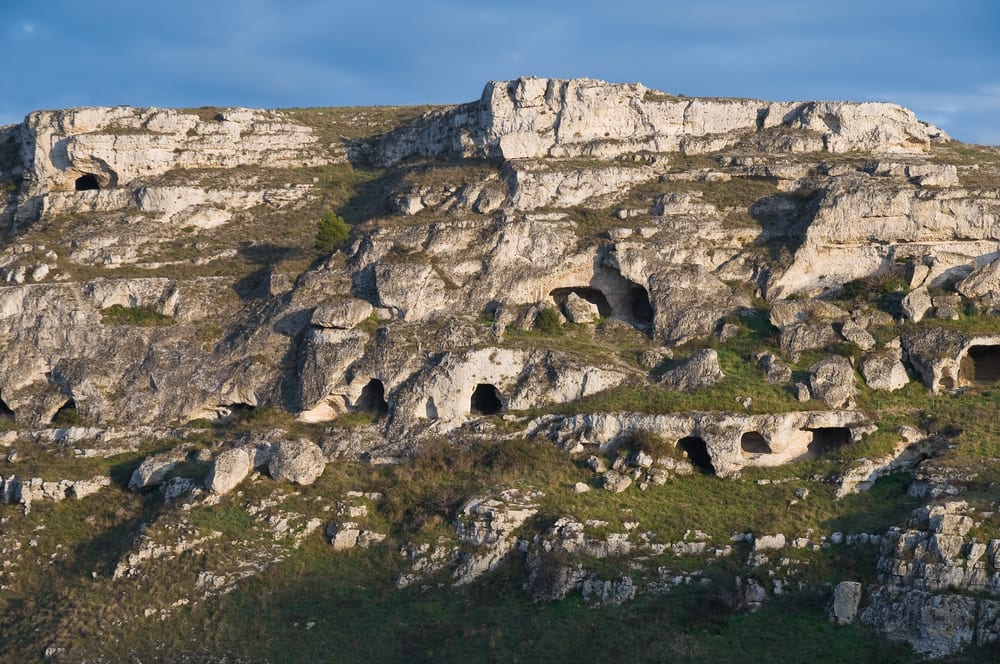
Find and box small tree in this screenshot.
[535,307,562,334]
[315,211,349,252]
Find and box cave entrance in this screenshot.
[677,436,715,475]
[806,427,852,456]
[961,345,1000,386]
[0,397,14,423]
[52,399,81,426]
[75,174,100,191]
[357,379,389,415]
[626,284,653,325]
[549,287,613,318]
[740,431,771,456]
[470,383,503,416]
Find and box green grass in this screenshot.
[100,304,175,327]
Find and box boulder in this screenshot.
[602,470,633,493]
[901,287,932,323]
[957,259,1000,299]
[840,320,876,351]
[562,292,600,324]
[808,356,857,408]
[860,350,910,391]
[128,449,187,491]
[267,439,326,485]
[661,349,724,391]
[830,581,863,625]
[757,353,792,384]
[206,448,252,495]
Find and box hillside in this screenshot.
[1,77,1000,661]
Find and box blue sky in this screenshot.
[2,1,998,144]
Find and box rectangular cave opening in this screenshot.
[677,436,715,475]
[805,427,852,456]
[962,345,1000,386]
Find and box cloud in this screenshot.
[20,22,36,35]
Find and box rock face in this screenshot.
[861,501,1000,658]
[1,77,999,659]
[375,77,942,166]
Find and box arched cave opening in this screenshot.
[961,345,1000,386]
[740,431,771,456]
[0,397,14,423]
[549,287,613,318]
[627,284,654,325]
[470,383,503,416]
[75,174,100,191]
[51,399,81,426]
[806,427,852,456]
[677,436,715,475]
[357,379,389,415]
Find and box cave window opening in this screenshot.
[470,383,503,416]
[677,436,715,475]
[740,431,771,456]
[0,397,13,423]
[549,287,613,318]
[52,399,81,426]
[806,427,852,456]
[357,379,389,415]
[75,174,100,191]
[961,345,1000,386]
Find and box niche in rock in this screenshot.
[550,287,613,318]
[677,436,715,475]
[356,379,389,415]
[75,174,100,191]
[470,383,503,416]
[0,397,14,423]
[51,399,81,426]
[961,345,1000,386]
[740,431,771,456]
[806,427,852,456]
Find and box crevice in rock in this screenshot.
[0,397,14,423]
[677,436,715,475]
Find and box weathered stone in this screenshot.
[860,350,910,391]
[562,292,600,324]
[830,581,863,625]
[661,349,724,391]
[128,449,187,491]
[602,470,633,493]
[840,320,876,351]
[901,287,933,323]
[267,439,326,485]
[206,448,251,495]
[808,356,857,408]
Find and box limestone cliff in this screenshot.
[0,78,999,660]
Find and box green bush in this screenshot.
[100,305,174,327]
[315,211,350,252]
[535,307,562,334]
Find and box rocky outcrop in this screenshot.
[862,501,1000,658]
[660,349,724,391]
[375,77,943,166]
[808,356,857,408]
[535,410,870,476]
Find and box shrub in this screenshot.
[535,307,562,334]
[100,305,174,327]
[315,211,350,252]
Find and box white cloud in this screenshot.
[20,22,35,36]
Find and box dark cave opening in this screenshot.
[627,284,654,325]
[0,397,13,423]
[806,427,852,456]
[962,345,1000,386]
[357,379,389,415]
[677,436,715,475]
[470,383,503,416]
[75,174,100,191]
[740,431,771,456]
